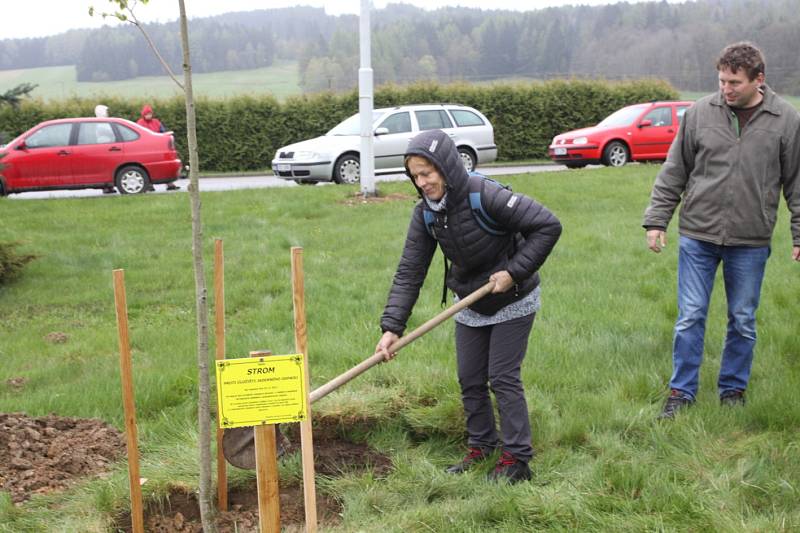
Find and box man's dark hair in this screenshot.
[716,41,766,81]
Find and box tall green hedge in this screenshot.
[0,79,677,172]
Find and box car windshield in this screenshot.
[327,111,383,136]
[597,106,645,128]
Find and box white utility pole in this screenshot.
[359,0,376,197]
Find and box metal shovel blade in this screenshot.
[222,426,289,470]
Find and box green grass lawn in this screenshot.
[0,62,301,101]
[1,166,799,531]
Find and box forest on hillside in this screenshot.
[1,0,798,94]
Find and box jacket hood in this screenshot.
[404,129,469,200]
[140,105,153,118]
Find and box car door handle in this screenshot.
[57,150,71,156]
[108,146,122,152]
[668,129,674,133]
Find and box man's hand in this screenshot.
[647,229,667,253]
[792,245,800,262]
[376,331,400,362]
[489,270,514,293]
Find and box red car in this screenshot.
[548,101,693,168]
[0,117,182,195]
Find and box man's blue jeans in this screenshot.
[670,236,770,400]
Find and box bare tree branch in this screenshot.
[89,1,184,90]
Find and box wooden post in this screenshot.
[250,350,280,533]
[112,269,144,533]
[291,247,318,532]
[214,239,228,511]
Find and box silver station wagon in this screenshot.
[272,103,498,184]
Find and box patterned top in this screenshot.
[454,286,540,326]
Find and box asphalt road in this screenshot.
[7,164,571,200]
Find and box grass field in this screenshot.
[0,62,301,101]
[1,166,799,531]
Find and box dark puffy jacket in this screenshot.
[380,129,562,335]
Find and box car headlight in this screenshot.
[572,137,589,145]
[294,151,321,160]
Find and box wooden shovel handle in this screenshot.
[309,280,496,403]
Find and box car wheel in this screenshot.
[115,165,150,194]
[333,154,360,185]
[602,141,629,167]
[458,147,476,172]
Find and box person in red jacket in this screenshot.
[137,104,179,191]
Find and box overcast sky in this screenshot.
[1,0,680,40]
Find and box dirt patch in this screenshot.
[116,483,341,533]
[0,412,125,504]
[340,191,416,205]
[116,420,392,531]
[285,418,393,477]
[4,377,27,391]
[44,331,69,343]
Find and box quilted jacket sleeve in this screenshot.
[380,206,438,335]
[480,183,562,283]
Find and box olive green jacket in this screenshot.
[643,87,800,247]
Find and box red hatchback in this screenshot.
[0,117,182,195]
[548,101,693,168]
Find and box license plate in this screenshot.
[554,147,567,156]
[277,164,291,171]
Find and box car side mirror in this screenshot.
[374,127,389,136]
[638,119,653,128]
[16,141,27,150]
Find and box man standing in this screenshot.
[643,41,800,419]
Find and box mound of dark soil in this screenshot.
[116,419,393,532]
[121,483,340,533]
[0,412,125,504]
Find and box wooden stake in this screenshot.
[250,350,280,533]
[291,247,318,532]
[214,239,228,511]
[113,269,144,533]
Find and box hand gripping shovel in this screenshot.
[222,280,496,469]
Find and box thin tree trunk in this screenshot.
[177,1,216,530]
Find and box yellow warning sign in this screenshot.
[215,354,307,428]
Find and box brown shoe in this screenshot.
[657,389,694,420]
[720,389,745,406]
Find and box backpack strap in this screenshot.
[423,208,436,238]
[467,172,508,236]
[422,207,449,305]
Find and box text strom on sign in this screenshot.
[247,367,276,375]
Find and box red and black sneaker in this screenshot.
[488,451,531,483]
[445,446,492,474]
